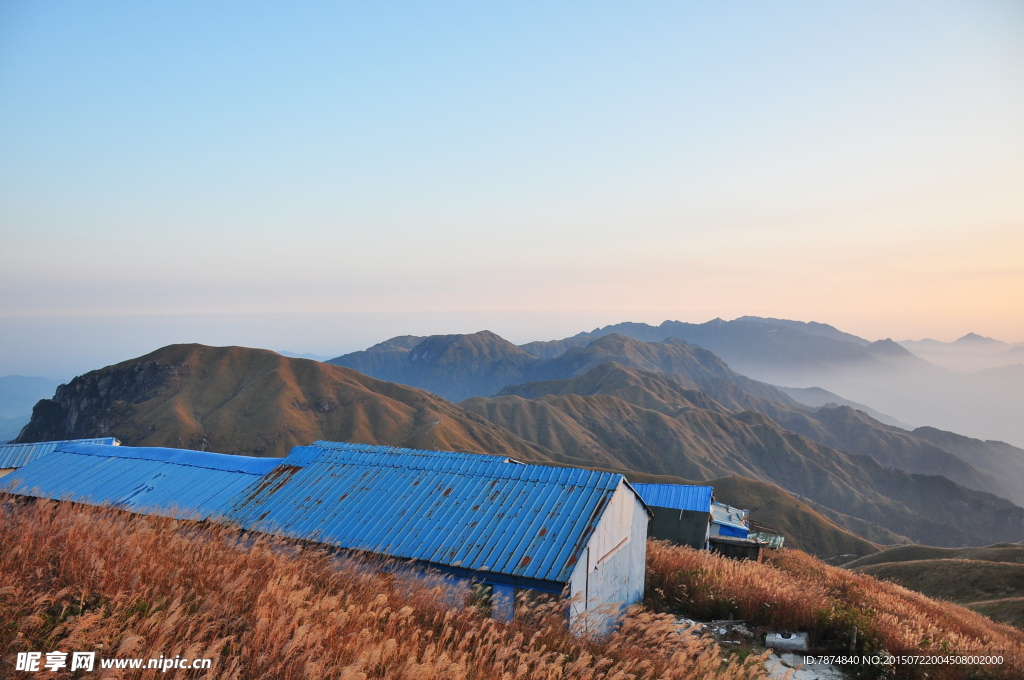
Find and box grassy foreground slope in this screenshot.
[0,499,764,680]
[3,499,1022,680]
[646,543,1024,679]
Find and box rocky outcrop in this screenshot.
[16,359,180,442]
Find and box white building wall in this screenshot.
[567,481,649,635]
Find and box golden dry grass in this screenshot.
[646,540,1024,679]
[0,498,768,680]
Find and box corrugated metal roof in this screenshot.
[1,443,280,520]
[218,444,625,583]
[711,501,749,531]
[0,438,120,469]
[310,440,521,464]
[632,483,713,512]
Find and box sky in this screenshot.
[2,1,1023,378]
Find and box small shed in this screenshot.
[218,442,651,631]
[0,438,119,478]
[709,535,762,561]
[711,501,750,539]
[1,442,280,519]
[631,483,713,549]
[748,520,785,549]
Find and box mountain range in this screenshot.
[16,328,1024,551]
[463,317,1023,448]
[329,330,1024,501]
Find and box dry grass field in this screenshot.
[646,541,1024,679]
[0,498,767,680]
[3,497,1022,680]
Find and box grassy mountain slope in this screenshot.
[524,318,1024,448]
[766,404,1010,501]
[12,343,896,558]
[844,543,1024,569]
[533,337,1008,502]
[797,499,913,547]
[330,330,801,407]
[855,560,1024,628]
[10,499,1023,680]
[464,363,1024,547]
[970,598,1024,630]
[15,344,556,460]
[775,385,910,427]
[912,426,1024,505]
[846,542,1024,629]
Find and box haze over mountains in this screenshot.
[900,333,1024,373]
[458,316,1022,448]
[15,315,1024,553]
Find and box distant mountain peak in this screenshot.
[406,331,530,364]
[954,332,1003,346]
[866,338,916,357]
[366,335,425,352]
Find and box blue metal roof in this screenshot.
[309,440,520,464]
[0,438,120,469]
[218,444,625,584]
[632,483,713,513]
[1,443,281,520]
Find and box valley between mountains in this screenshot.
[15,320,1024,561]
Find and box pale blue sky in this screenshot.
[2,1,1023,376]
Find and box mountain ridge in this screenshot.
[15,344,554,460]
[332,329,1021,503]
